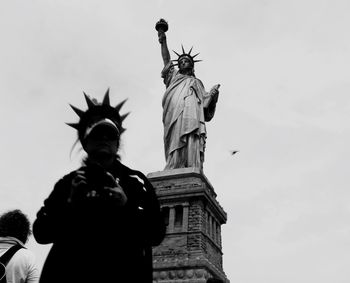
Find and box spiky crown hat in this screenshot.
[67,89,129,144]
[172,45,202,67]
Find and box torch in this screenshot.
[155,18,169,34]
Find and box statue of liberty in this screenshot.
[156,19,220,170]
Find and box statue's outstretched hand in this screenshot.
[210,84,220,102]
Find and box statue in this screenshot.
[156,19,220,170]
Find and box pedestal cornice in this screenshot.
[147,167,227,224]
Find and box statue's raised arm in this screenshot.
[156,19,170,66]
[155,19,221,171]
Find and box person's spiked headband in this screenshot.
[172,45,202,67]
[66,89,129,143]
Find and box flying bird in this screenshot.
[230,150,239,156]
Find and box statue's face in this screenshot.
[179,57,193,72]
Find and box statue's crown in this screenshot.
[172,45,202,67]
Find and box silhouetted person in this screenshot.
[33,90,165,283]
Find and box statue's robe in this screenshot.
[161,62,217,170]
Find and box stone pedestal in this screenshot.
[148,168,229,283]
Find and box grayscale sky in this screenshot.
[0,0,349,282]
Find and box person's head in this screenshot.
[67,89,129,163]
[83,118,121,161]
[0,209,32,244]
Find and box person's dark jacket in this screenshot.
[33,160,165,283]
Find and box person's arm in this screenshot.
[143,178,166,246]
[158,31,170,67]
[33,175,73,244]
[132,172,166,246]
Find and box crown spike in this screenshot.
[69,104,84,118]
[181,44,185,54]
[193,60,202,63]
[120,127,126,134]
[173,50,181,57]
[120,112,130,121]
[66,122,80,130]
[192,52,200,58]
[83,92,95,109]
[188,46,193,55]
[115,99,128,112]
[102,88,110,105]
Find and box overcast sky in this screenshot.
[0,0,349,282]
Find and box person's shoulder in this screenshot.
[14,247,35,258]
[9,248,39,281]
[117,161,147,179]
[116,161,150,185]
[11,247,36,266]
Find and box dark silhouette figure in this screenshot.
[33,90,165,283]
